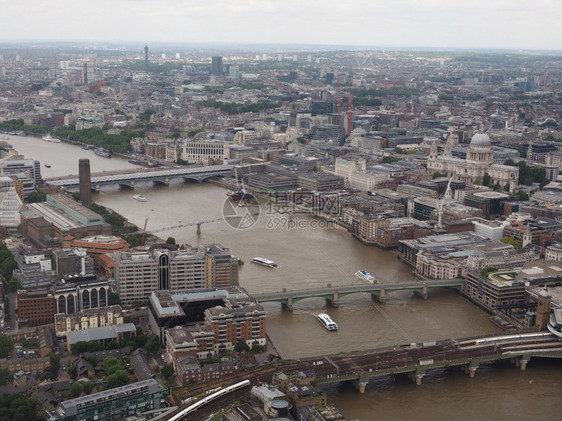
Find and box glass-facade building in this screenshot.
[46,379,167,421]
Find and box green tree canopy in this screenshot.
[0,368,11,385]
[382,156,400,164]
[27,191,46,203]
[83,382,95,395]
[234,340,250,352]
[501,236,521,249]
[0,335,14,359]
[161,365,174,380]
[0,393,43,421]
[70,382,84,398]
[517,190,529,201]
[145,335,160,355]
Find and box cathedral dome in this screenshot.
[470,132,491,148]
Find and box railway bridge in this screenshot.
[297,332,562,393]
[252,280,464,311]
[44,164,233,190]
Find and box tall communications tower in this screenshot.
[144,44,149,72]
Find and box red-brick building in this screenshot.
[17,289,56,327]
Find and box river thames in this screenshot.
[5,134,562,420]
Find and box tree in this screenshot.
[0,368,11,385]
[517,190,529,201]
[105,341,119,350]
[165,237,176,245]
[0,335,13,359]
[8,276,21,291]
[106,374,120,389]
[0,244,17,281]
[480,267,498,278]
[103,356,121,376]
[234,340,250,352]
[501,236,521,249]
[27,191,46,203]
[145,335,160,355]
[67,363,77,379]
[109,292,121,306]
[161,365,174,380]
[382,156,400,164]
[70,382,84,398]
[115,369,128,385]
[83,382,94,395]
[0,393,43,421]
[482,172,491,187]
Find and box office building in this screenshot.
[147,287,247,343]
[0,158,41,196]
[113,244,239,305]
[181,139,228,164]
[46,379,167,421]
[52,248,95,278]
[204,297,267,352]
[0,176,23,227]
[228,65,240,79]
[163,296,266,363]
[17,289,56,327]
[211,56,223,76]
[53,275,110,315]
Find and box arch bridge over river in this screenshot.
[252,280,464,311]
[44,164,233,189]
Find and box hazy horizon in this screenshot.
[1,0,560,52]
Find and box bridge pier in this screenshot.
[407,367,425,385]
[371,289,386,304]
[196,222,201,236]
[282,297,294,312]
[463,361,479,377]
[414,283,428,300]
[327,291,340,308]
[354,374,370,393]
[519,358,529,371]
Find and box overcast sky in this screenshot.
[1,0,560,50]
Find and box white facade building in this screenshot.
[181,140,227,164]
[427,133,519,192]
[335,158,391,191]
[0,176,23,227]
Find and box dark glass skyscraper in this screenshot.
[211,56,223,76]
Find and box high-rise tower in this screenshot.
[211,56,223,76]
[79,159,92,209]
[144,44,149,72]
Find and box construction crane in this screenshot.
[337,97,344,125]
[140,218,148,246]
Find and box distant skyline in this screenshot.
[1,0,560,51]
